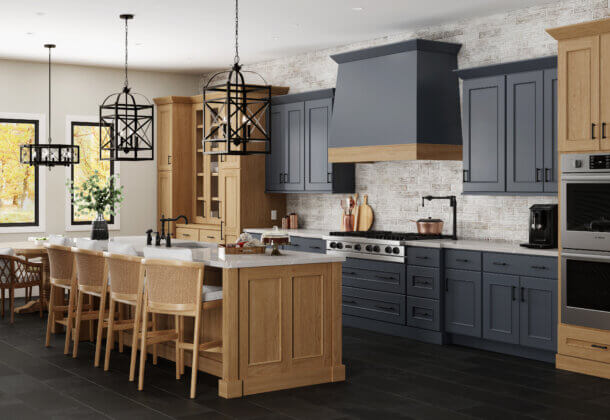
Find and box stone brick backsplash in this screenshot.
[202,0,609,241]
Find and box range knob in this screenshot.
[385,246,392,254]
[336,242,343,250]
[373,245,380,252]
[365,245,373,252]
[354,244,362,251]
[329,242,337,249]
[392,247,400,254]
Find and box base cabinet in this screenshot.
[483,273,520,344]
[445,269,482,337]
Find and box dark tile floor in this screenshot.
[3,301,610,419]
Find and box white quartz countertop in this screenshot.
[110,236,345,268]
[243,229,558,257]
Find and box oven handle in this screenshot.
[561,174,610,182]
[562,251,610,262]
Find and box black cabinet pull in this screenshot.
[415,280,432,286]
[445,279,449,292]
[591,344,608,350]
[544,168,551,182]
[463,170,469,182]
[220,221,223,240]
[279,173,283,184]
[512,286,516,301]
[168,155,171,165]
[531,265,547,270]
[327,172,332,183]
[206,235,215,239]
[342,299,357,305]
[535,168,542,182]
[309,246,321,250]
[593,123,597,140]
[493,262,507,266]
[521,287,525,302]
[343,271,357,276]
[415,256,429,260]
[375,305,395,311]
[456,258,469,263]
[376,274,396,280]
[604,122,608,139]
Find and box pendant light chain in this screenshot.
[47,46,52,144]
[124,17,129,89]
[234,0,240,65]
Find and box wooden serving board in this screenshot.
[359,195,374,231]
[222,245,266,254]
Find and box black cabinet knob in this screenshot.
[365,245,373,252]
[336,243,343,250]
[385,246,392,254]
[393,247,400,254]
[354,244,362,251]
[329,242,337,248]
[373,245,380,252]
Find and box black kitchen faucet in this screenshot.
[154,214,189,247]
[421,195,458,240]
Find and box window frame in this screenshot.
[64,115,120,232]
[0,112,46,233]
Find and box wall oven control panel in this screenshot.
[562,153,610,173]
[590,154,610,170]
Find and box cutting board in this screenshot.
[353,193,360,231]
[359,195,374,231]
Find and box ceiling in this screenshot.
[2,0,556,74]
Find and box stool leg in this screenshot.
[38,284,43,318]
[64,287,77,355]
[94,291,108,368]
[9,287,14,324]
[174,315,180,380]
[45,285,56,347]
[118,303,124,353]
[152,313,158,365]
[88,295,94,342]
[1,287,5,319]
[104,298,117,371]
[72,291,84,358]
[180,316,185,375]
[129,300,142,382]
[138,306,149,391]
[190,312,202,399]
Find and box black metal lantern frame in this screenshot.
[20,44,80,168]
[99,14,154,162]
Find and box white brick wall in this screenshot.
[202,0,610,242]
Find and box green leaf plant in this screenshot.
[66,171,124,217]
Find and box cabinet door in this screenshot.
[519,276,556,351]
[483,273,519,345]
[266,104,286,191]
[557,36,600,151]
[543,69,558,192]
[157,171,172,233]
[220,168,240,239]
[305,98,333,191]
[601,33,610,151]
[283,102,305,191]
[445,269,482,337]
[506,71,544,192]
[462,76,506,192]
[157,105,173,171]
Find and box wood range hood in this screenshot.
[328,39,463,163]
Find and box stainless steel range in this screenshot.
[324,231,448,262]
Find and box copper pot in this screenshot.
[413,217,444,235]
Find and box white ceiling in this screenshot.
[2,0,556,74]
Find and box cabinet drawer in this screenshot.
[445,249,482,271]
[176,228,199,240]
[199,229,221,243]
[406,265,440,299]
[559,324,610,364]
[407,296,440,331]
[407,247,440,268]
[343,258,406,294]
[342,286,405,325]
[289,236,326,253]
[483,253,557,278]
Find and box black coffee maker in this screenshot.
[521,204,558,249]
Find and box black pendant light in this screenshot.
[20,44,80,167]
[99,14,154,161]
[202,0,272,156]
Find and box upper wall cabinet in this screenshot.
[456,57,558,194]
[266,89,355,194]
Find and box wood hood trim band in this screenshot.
[327,144,463,163]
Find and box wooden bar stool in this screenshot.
[0,252,43,323]
[103,252,146,380]
[71,248,109,364]
[138,258,222,399]
[45,244,78,354]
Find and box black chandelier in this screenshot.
[202,0,272,156]
[20,44,80,167]
[99,14,154,161]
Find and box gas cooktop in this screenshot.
[328,231,450,241]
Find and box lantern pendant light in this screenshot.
[99,14,154,161]
[20,44,80,168]
[202,0,272,156]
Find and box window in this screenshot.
[68,120,118,227]
[0,118,39,227]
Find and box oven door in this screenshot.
[561,174,610,252]
[562,250,610,330]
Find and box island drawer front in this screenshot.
[406,265,440,299]
[445,249,482,271]
[343,258,406,294]
[199,229,221,243]
[176,228,199,240]
[407,247,441,268]
[342,286,405,325]
[407,296,440,331]
[559,324,610,364]
[289,236,326,253]
[483,253,557,278]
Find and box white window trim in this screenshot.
[0,112,46,233]
[64,115,121,232]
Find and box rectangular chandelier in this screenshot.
[20,144,80,167]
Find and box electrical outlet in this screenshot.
[271,210,277,220]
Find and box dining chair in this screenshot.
[103,252,145,380]
[0,250,43,323]
[138,258,222,399]
[71,248,109,364]
[45,244,80,353]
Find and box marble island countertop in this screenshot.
[243,229,558,257]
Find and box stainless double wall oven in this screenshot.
[561,153,610,330]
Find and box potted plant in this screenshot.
[67,171,124,239]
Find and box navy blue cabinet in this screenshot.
[445,268,482,337]
[457,57,558,194]
[519,276,556,351]
[483,273,520,344]
[266,90,354,193]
